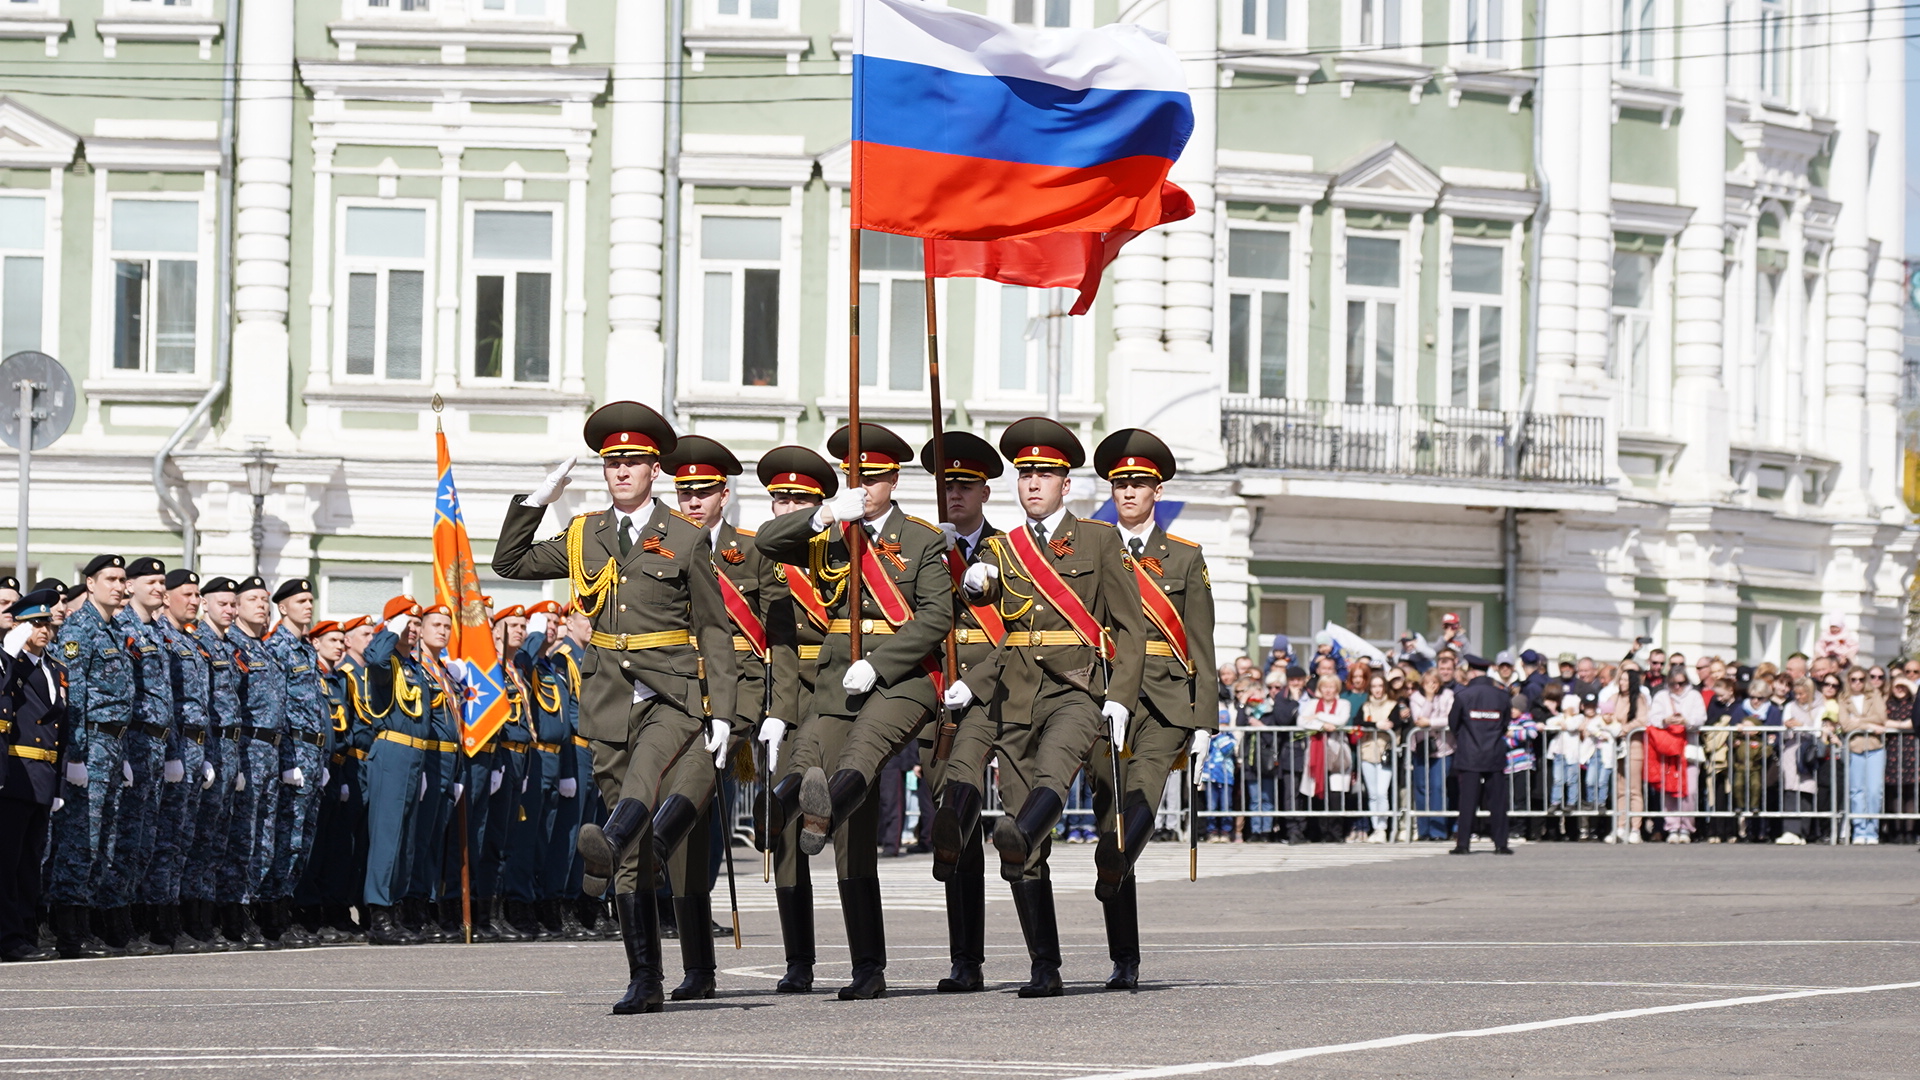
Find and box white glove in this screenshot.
[1190,730,1210,765]
[821,487,866,528]
[757,717,785,747]
[1,623,31,657]
[558,777,578,798]
[489,768,504,795]
[281,766,305,788]
[64,762,88,787]
[527,612,550,636]
[319,767,330,788]
[50,797,63,813]
[842,659,878,695]
[234,770,246,792]
[944,681,975,709]
[962,562,997,596]
[452,782,465,803]
[338,784,351,803]
[528,455,579,507]
[163,759,185,784]
[122,761,134,787]
[1102,700,1131,751]
[201,762,216,790]
[520,775,528,793]
[418,774,428,801]
[444,659,472,688]
[385,613,412,637]
[937,522,961,552]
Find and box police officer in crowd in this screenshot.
[193,577,256,949]
[145,569,214,955]
[0,589,66,962]
[106,556,172,956]
[1450,653,1517,855]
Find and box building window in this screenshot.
[478,0,546,14]
[1619,0,1655,76]
[1343,234,1401,405]
[1426,601,1482,648]
[993,284,1074,395]
[1239,0,1289,39]
[339,204,429,382]
[0,196,44,360]
[1754,265,1781,438]
[1259,593,1319,646]
[1226,227,1290,398]
[700,215,782,388]
[1357,0,1404,48]
[469,208,555,385]
[1448,243,1504,410]
[323,574,408,620]
[109,199,199,375]
[1610,250,1655,430]
[1462,0,1504,59]
[1344,598,1402,645]
[858,230,925,393]
[710,0,781,22]
[1011,0,1071,26]
[1758,0,1787,99]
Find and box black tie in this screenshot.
[1031,522,1047,548]
[618,516,634,557]
[956,537,971,563]
[1130,537,1145,559]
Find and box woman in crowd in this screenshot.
[1339,663,1372,836]
[1407,669,1454,842]
[1777,677,1823,844]
[1884,679,1918,844]
[1645,668,1702,843]
[1299,674,1352,839]
[1354,674,1403,843]
[1545,693,1586,836]
[1603,661,1652,842]
[1700,676,1741,841]
[1837,666,1891,844]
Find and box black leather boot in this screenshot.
[759,774,803,850]
[155,904,208,955]
[994,788,1064,882]
[500,898,537,941]
[799,767,864,857]
[650,795,702,866]
[1095,801,1155,902]
[611,892,664,1014]
[1102,875,1141,989]
[366,905,417,945]
[52,905,113,959]
[670,895,718,1000]
[773,885,814,992]
[115,907,166,956]
[837,877,887,1000]
[275,899,317,948]
[579,798,649,897]
[556,898,594,941]
[931,782,982,884]
[221,902,268,950]
[936,836,985,992]
[1010,879,1063,997]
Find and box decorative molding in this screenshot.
[1328,55,1433,104]
[1611,199,1694,237]
[684,31,811,75]
[681,132,811,187]
[0,15,67,56]
[0,96,79,168]
[1440,184,1539,222]
[1611,76,1682,128]
[1218,52,1320,93]
[1328,141,1443,213]
[96,17,220,60]
[296,61,608,104]
[1439,66,1534,113]
[327,22,579,65]
[83,136,221,172]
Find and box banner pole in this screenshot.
[848,226,864,662]
[924,253,960,754]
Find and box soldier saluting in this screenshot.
[492,401,738,1015]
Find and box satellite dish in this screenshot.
[0,351,76,451]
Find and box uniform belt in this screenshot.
[952,628,998,645]
[589,629,693,651]
[732,636,756,652]
[798,645,821,661]
[572,735,592,749]
[243,727,283,747]
[429,739,459,753]
[501,741,529,753]
[0,719,9,734]
[377,730,428,751]
[87,720,126,738]
[7,745,57,763]
[349,747,368,760]
[130,719,168,740]
[826,619,896,635]
[534,740,563,754]
[181,728,209,745]
[1144,641,1179,657]
[294,730,328,748]
[1004,630,1087,647]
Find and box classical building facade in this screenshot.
[0,0,1913,662]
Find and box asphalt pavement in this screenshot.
[3,838,1917,1079]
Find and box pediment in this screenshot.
[1330,141,1442,212]
[0,96,79,169]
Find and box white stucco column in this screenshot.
[605,0,668,406]
[1863,0,1907,519]
[1531,0,1581,412]
[303,138,334,399]
[1668,0,1731,499]
[226,0,294,446]
[1823,0,1873,515]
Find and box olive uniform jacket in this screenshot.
[754,504,953,720]
[951,524,1005,682]
[1128,526,1217,731]
[958,516,1146,716]
[492,496,739,742]
[713,520,800,739]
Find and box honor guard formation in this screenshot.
[0,403,1220,1008]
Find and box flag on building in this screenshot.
[433,430,510,753]
[852,0,1193,240]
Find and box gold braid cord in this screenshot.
[985,536,1037,622]
[567,515,618,617]
[807,528,851,609]
[392,661,423,718]
[533,672,563,714]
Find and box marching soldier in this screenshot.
[749,445,835,994]
[0,589,67,962]
[917,430,1005,993]
[145,569,214,955]
[360,598,432,945]
[647,435,797,999]
[227,576,286,947]
[1086,429,1215,990]
[266,578,327,947]
[190,577,249,950]
[754,423,954,1001]
[408,603,464,942]
[513,601,592,939]
[491,401,738,1014]
[107,557,172,956]
[943,418,1146,997]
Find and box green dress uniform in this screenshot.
[915,430,1005,994]
[952,418,1146,998]
[490,401,738,1015]
[1084,428,1216,990]
[753,422,954,1001]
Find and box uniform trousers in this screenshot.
[793,699,928,882]
[267,740,326,900]
[46,731,126,906]
[588,695,705,895]
[451,749,498,902]
[141,737,207,905]
[183,734,238,904]
[361,737,423,908]
[296,753,361,909]
[233,735,280,903]
[504,745,554,903]
[479,745,524,901]
[0,798,49,953]
[1089,705,1189,845]
[410,747,458,901]
[538,744,587,900]
[102,727,167,908]
[950,675,1102,881]
[660,744,723,899]
[1452,767,1511,850]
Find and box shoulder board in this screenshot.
[1077,517,1115,528]
[667,508,702,528]
[733,526,756,538]
[571,510,596,521]
[903,515,942,535]
[1165,533,1200,548]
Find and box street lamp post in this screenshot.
[244,448,274,576]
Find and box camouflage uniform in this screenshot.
[265,624,327,900]
[46,599,134,907]
[187,621,241,905]
[142,615,212,906]
[101,608,173,911]
[228,626,285,903]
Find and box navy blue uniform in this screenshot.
[190,622,242,904]
[0,646,67,956]
[1448,674,1515,852]
[360,630,430,909]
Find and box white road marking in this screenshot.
[1065,979,1920,1080]
[0,1048,1125,1077]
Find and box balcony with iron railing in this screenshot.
[1220,396,1609,487]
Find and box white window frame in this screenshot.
[1217,213,1308,400]
[1257,591,1323,651]
[333,198,435,385]
[1343,0,1422,58]
[1451,0,1520,66]
[1749,614,1783,664]
[1438,221,1520,411]
[858,230,942,397]
[969,280,1092,406]
[471,0,563,22]
[698,0,801,33]
[1608,243,1669,434]
[1757,0,1789,104]
[345,0,437,19]
[683,202,802,397]
[1632,607,1665,650]
[95,191,212,380]
[1616,0,1662,78]
[986,0,1094,29]
[1343,596,1407,648]
[1751,213,1789,446]
[1426,600,1483,651]
[1331,222,1414,407]
[826,214,952,413]
[104,0,204,17]
[1224,0,1306,49]
[0,193,50,361]
[462,201,563,388]
[321,573,409,620]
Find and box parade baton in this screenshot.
[1103,649,1125,856]
[718,776,743,949]
[762,654,775,882]
[923,252,960,765]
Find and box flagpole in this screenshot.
[848,212,864,662]
[923,247,960,714]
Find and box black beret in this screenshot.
[234,575,268,596]
[165,569,200,591]
[61,583,88,604]
[82,554,125,578]
[32,578,64,595]
[0,576,18,593]
[272,578,313,604]
[200,576,238,596]
[125,557,167,579]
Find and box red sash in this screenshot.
[715,570,767,659]
[855,532,914,627]
[1131,557,1191,673]
[783,565,831,631]
[1003,524,1112,659]
[945,549,1006,645]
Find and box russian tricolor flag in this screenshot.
[853,0,1193,241]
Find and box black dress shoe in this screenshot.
[1105,960,1139,990]
[1492,847,1515,855]
[1,943,55,962]
[1448,847,1472,855]
[936,963,983,993]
